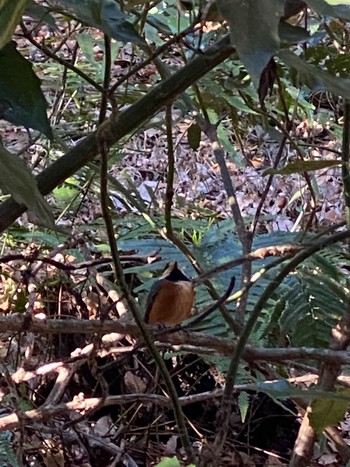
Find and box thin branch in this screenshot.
[4,317,350,365]
[250,134,288,235]
[197,117,253,459]
[165,104,175,235]
[0,254,149,270]
[20,22,104,93]
[182,276,236,328]
[110,21,200,93]
[193,243,301,284]
[161,105,227,344]
[3,374,350,433]
[213,228,350,454]
[289,54,350,467]
[291,298,350,465]
[97,98,194,461]
[0,35,234,233]
[200,119,253,330]
[99,35,112,124]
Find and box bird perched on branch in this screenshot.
[144,261,195,326]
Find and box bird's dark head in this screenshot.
[161,261,191,282]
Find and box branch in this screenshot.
[213,228,350,454]
[4,315,350,365]
[20,22,104,93]
[291,298,350,466]
[2,374,350,433]
[0,35,233,233]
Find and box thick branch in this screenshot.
[4,315,350,364]
[0,35,233,233]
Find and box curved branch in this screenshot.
[0,35,233,233]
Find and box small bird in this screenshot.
[144,261,195,326]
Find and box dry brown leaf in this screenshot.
[124,370,147,393]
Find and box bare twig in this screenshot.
[200,119,252,328]
[109,22,200,93]
[193,243,301,284]
[183,276,236,328]
[213,228,350,455]
[99,35,112,125]
[250,134,288,235]
[165,104,176,236]
[0,35,234,233]
[197,119,252,460]
[291,299,350,466]
[3,374,350,433]
[20,22,104,93]
[97,95,194,461]
[287,62,350,467]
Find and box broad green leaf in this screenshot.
[18,231,65,248]
[77,32,101,67]
[238,391,249,423]
[146,16,172,36]
[0,41,52,138]
[264,159,341,175]
[256,379,294,396]
[279,49,350,98]
[187,123,201,150]
[156,457,194,467]
[55,0,144,45]
[25,1,58,30]
[0,0,27,50]
[309,394,349,434]
[0,142,55,229]
[225,95,259,114]
[307,0,350,21]
[216,0,284,86]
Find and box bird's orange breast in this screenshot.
[146,280,195,326]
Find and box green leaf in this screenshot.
[25,1,58,30]
[0,142,55,229]
[0,41,52,138]
[263,159,341,175]
[77,32,101,67]
[216,0,284,86]
[307,0,350,21]
[309,393,350,434]
[238,391,249,423]
[256,379,294,397]
[187,123,201,150]
[0,0,27,50]
[156,457,194,467]
[56,0,144,45]
[279,49,350,98]
[225,95,259,113]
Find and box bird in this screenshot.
[144,261,195,326]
